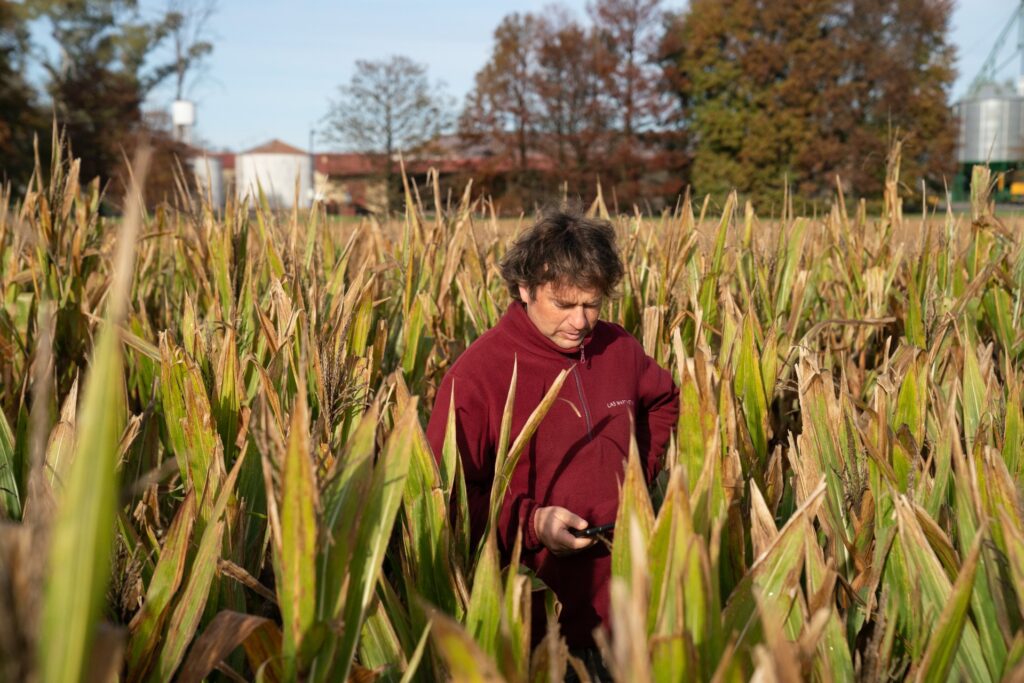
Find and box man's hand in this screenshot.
[533,506,594,555]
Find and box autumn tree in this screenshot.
[588,0,684,201]
[462,12,544,202]
[324,55,453,212]
[463,1,684,210]
[663,0,957,203]
[532,8,611,193]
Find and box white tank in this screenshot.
[235,140,313,209]
[172,100,196,127]
[188,154,224,209]
[956,85,1024,163]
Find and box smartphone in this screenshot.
[569,523,615,538]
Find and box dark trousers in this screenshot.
[565,647,611,682]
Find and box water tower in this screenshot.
[172,99,196,146]
[954,1,1024,202]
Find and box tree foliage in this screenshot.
[461,0,684,211]
[662,0,957,203]
[0,1,46,190]
[324,55,453,211]
[24,0,211,200]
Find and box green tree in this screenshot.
[29,0,199,194]
[663,0,956,203]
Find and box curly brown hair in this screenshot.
[499,208,624,302]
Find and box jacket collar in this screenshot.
[499,301,597,361]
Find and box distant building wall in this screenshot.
[189,155,224,209]
[314,171,387,215]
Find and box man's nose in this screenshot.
[569,306,587,329]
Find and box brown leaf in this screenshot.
[177,610,283,683]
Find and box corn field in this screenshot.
[1,138,1024,682]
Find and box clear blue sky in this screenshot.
[134,0,1023,153]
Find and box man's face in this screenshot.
[519,281,603,350]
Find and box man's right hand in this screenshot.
[533,506,595,555]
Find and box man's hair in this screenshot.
[499,208,624,302]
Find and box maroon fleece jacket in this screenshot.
[425,301,679,647]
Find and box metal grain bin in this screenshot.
[956,86,1024,163]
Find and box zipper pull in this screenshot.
[579,344,585,363]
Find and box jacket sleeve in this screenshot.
[426,368,543,555]
[635,350,680,484]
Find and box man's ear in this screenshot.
[518,284,531,303]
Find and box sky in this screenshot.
[128,0,1024,153]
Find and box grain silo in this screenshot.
[235,139,314,209]
[954,88,1024,203]
[953,1,1024,202]
[188,152,225,210]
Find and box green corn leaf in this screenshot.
[676,364,709,483]
[915,530,985,683]
[322,395,416,681]
[794,357,850,549]
[894,495,990,682]
[894,355,926,450]
[1003,385,1023,479]
[612,426,656,583]
[772,218,808,321]
[803,528,854,681]
[125,492,197,682]
[951,443,1007,677]
[159,337,223,524]
[501,536,531,679]
[906,270,927,349]
[317,401,379,625]
[0,400,19,519]
[279,391,317,679]
[214,328,242,466]
[465,530,503,660]
[44,376,78,488]
[358,596,408,678]
[151,451,246,682]
[961,338,986,455]
[723,481,825,653]
[399,404,461,619]
[487,365,569,539]
[429,606,504,682]
[400,293,430,386]
[999,509,1024,623]
[39,325,124,683]
[698,193,735,336]
[734,314,769,473]
[647,468,715,680]
[398,624,432,683]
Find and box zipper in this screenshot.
[570,351,594,440]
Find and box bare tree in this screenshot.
[323,55,452,212]
[164,0,217,101]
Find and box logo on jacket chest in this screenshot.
[606,399,634,409]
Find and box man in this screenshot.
[425,208,679,651]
